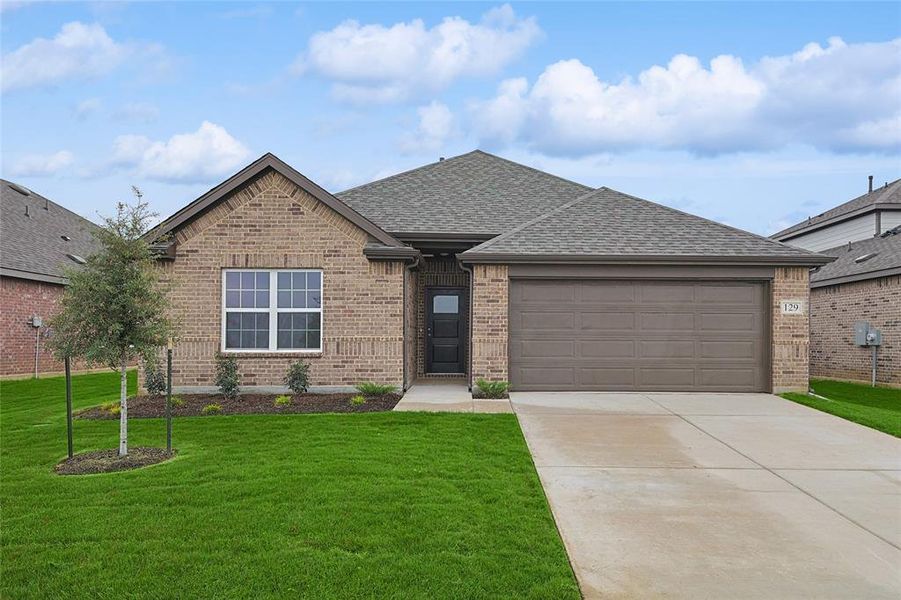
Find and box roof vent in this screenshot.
[868,175,873,193]
[66,254,87,265]
[61,235,71,241]
[439,156,445,161]
[8,182,31,196]
[854,252,878,263]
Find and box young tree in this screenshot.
[50,188,174,456]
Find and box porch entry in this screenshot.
[426,287,465,374]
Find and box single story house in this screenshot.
[772,178,900,385]
[147,151,830,395]
[0,179,100,377]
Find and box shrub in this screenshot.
[170,395,185,408]
[101,401,121,416]
[349,395,367,407]
[475,379,509,399]
[356,382,397,396]
[275,395,292,407]
[143,355,166,397]
[215,352,239,400]
[284,361,310,394]
[201,403,222,415]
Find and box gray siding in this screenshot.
[881,211,901,233]
[785,214,876,251]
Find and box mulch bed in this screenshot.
[76,392,403,419]
[55,447,176,475]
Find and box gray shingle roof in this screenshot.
[1,180,100,284]
[772,178,901,240]
[461,187,830,264]
[810,226,901,287]
[336,150,592,235]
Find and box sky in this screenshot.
[1,1,899,236]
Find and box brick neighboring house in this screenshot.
[772,178,901,386]
[0,180,100,377]
[146,151,829,395]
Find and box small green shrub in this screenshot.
[143,355,166,397]
[201,403,222,415]
[275,395,292,407]
[349,395,367,407]
[215,352,239,400]
[170,395,185,408]
[355,382,397,396]
[475,379,509,399]
[100,401,121,416]
[284,361,310,394]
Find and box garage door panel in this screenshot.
[510,280,767,392]
[580,312,635,330]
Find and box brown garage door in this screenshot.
[509,279,768,392]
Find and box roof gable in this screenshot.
[772,178,901,240]
[0,179,100,283]
[461,187,831,265]
[336,150,592,235]
[147,153,405,248]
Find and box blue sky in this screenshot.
[1,1,899,235]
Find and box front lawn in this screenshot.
[781,378,901,437]
[1,372,578,599]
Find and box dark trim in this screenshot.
[509,264,776,279]
[811,266,901,288]
[0,267,67,285]
[145,153,405,248]
[773,204,901,242]
[395,232,497,245]
[362,245,421,262]
[459,252,833,267]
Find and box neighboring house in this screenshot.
[146,151,829,395]
[0,180,100,377]
[772,178,901,385]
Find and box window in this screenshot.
[222,270,322,352]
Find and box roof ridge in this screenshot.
[468,149,594,192]
[464,187,601,253]
[604,186,822,257]
[335,150,481,196]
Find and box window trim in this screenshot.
[220,268,323,354]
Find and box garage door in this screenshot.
[509,280,768,392]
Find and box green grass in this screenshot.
[781,378,901,437]
[0,371,578,599]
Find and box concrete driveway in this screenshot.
[511,391,901,599]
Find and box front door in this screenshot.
[426,288,465,374]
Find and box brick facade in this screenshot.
[810,274,900,386]
[771,266,811,393]
[0,277,66,376]
[470,264,508,383]
[160,170,405,390]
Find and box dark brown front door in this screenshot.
[427,288,465,374]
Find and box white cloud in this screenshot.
[74,97,102,120]
[10,150,74,177]
[110,121,251,183]
[0,21,171,92]
[399,101,455,153]
[471,37,901,155]
[295,4,541,103]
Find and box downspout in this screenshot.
[458,259,474,392]
[403,254,421,391]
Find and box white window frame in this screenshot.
[220,269,323,353]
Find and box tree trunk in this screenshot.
[118,356,128,457]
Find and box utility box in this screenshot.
[854,321,882,346]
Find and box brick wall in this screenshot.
[470,264,508,383]
[810,274,900,385]
[160,169,405,390]
[771,267,811,393]
[404,268,417,388]
[0,277,66,376]
[415,257,469,377]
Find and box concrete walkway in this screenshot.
[394,379,512,413]
[512,391,901,599]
